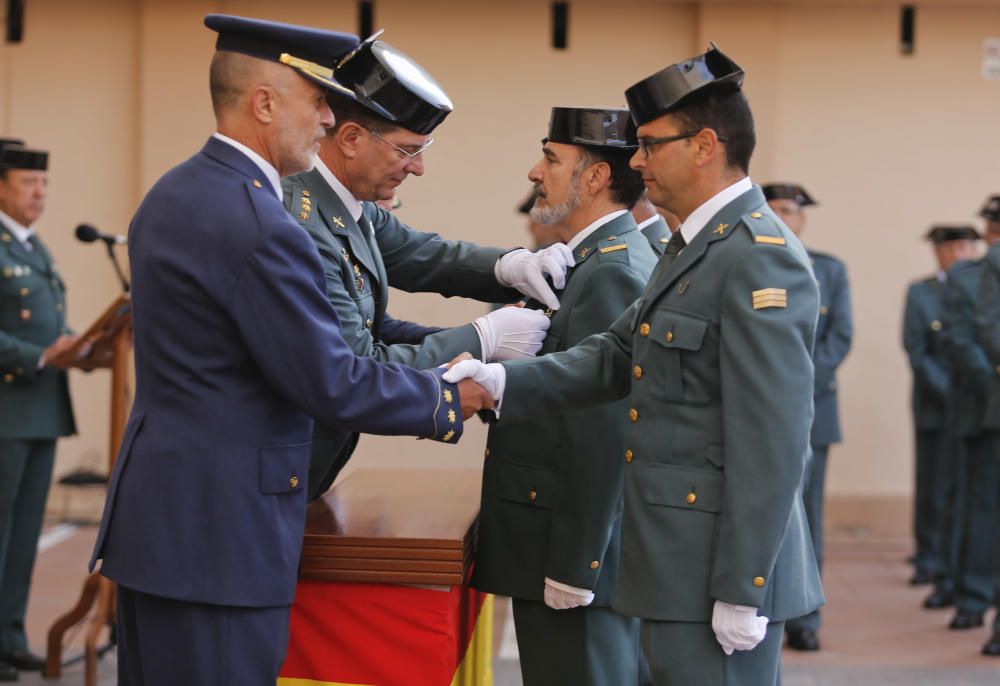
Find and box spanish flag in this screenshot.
[278,581,493,686]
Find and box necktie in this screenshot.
[664,230,686,256]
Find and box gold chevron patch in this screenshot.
[752,288,788,310]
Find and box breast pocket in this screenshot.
[484,460,560,510]
[639,307,711,404]
[642,462,724,556]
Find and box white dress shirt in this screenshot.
[212,133,282,200]
[677,176,753,246]
[565,209,628,252]
[314,156,364,223]
[0,209,34,250]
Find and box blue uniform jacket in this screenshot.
[379,314,443,345]
[809,250,852,447]
[90,137,461,607]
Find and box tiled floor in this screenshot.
[16,522,1000,685]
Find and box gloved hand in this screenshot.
[443,359,506,408]
[494,244,575,311]
[711,600,768,655]
[543,578,595,610]
[473,307,551,361]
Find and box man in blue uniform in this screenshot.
[905,225,979,610]
[0,141,80,681]
[282,34,557,498]
[89,16,496,685]
[446,46,823,686]
[472,107,656,686]
[764,182,852,652]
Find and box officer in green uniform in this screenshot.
[472,107,655,686]
[904,226,979,610]
[940,210,1000,632]
[972,195,1000,655]
[282,34,563,499]
[0,142,78,680]
[445,46,823,686]
[764,182,852,652]
[631,190,674,256]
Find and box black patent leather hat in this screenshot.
[544,107,636,149]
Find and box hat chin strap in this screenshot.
[279,53,353,97]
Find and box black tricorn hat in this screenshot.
[625,44,744,127]
[544,107,636,149]
[0,138,25,154]
[980,195,1000,222]
[925,225,981,244]
[204,14,359,96]
[762,183,817,207]
[334,31,453,135]
[0,146,47,171]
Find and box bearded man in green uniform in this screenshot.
[0,141,78,681]
[472,107,655,686]
[445,46,823,686]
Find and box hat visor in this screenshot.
[279,53,356,98]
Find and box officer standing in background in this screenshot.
[764,182,852,652]
[904,226,979,609]
[283,34,559,499]
[472,107,655,686]
[630,189,677,256]
[940,206,1000,633]
[973,195,1000,655]
[445,46,823,685]
[517,189,561,250]
[0,140,79,680]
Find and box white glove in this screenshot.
[711,600,768,656]
[494,244,575,311]
[442,360,506,410]
[543,578,595,610]
[473,307,551,361]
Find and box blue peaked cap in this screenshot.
[204,14,359,96]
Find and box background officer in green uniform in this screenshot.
[0,141,79,681]
[472,107,655,686]
[630,190,676,256]
[904,226,979,610]
[973,195,1000,655]
[446,46,823,686]
[764,182,852,652]
[282,34,561,499]
[940,207,1000,633]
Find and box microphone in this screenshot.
[75,223,127,246]
[74,223,130,292]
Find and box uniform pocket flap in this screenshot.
[259,442,311,495]
[650,308,710,351]
[644,463,724,514]
[489,460,559,509]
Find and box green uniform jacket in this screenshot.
[942,258,990,438]
[639,216,671,256]
[903,276,951,430]
[472,213,657,604]
[497,186,823,623]
[282,169,518,496]
[975,243,1000,430]
[0,223,75,439]
[809,250,852,446]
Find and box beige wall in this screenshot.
[3,0,1000,498]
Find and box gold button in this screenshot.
[819,305,829,316]
[606,235,617,241]
[20,309,30,321]
[930,320,942,331]
[19,287,28,296]
[289,476,299,489]
[686,492,697,504]
[302,190,311,197]
[590,560,600,570]
[485,447,491,458]
[753,576,766,587]
[629,408,639,422]
[3,374,12,383]
[252,180,263,188]
[751,212,763,219]
[529,489,538,502]
[665,331,674,343]
[15,367,22,375]
[633,365,643,380]
[639,323,650,337]
[625,449,633,463]
[365,318,372,329]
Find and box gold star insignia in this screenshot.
[448,409,456,424]
[544,308,554,318]
[578,247,591,259]
[333,216,346,228]
[302,190,311,197]
[0,234,10,243]
[442,430,455,442]
[443,389,453,404]
[298,212,309,220]
[713,223,728,235]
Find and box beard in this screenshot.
[530,180,581,226]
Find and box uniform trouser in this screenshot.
[913,427,953,577]
[0,438,55,655]
[935,435,968,596]
[787,444,828,634]
[641,619,785,686]
[512,597,645,686]
[116,586,290,686]
[954,433,999,613]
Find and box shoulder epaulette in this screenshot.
[739,207,787,246]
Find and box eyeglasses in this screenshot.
[635,130,729,157]
[365,128,434,159]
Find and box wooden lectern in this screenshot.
[43,295,132,686]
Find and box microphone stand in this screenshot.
[104,241,130,293]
